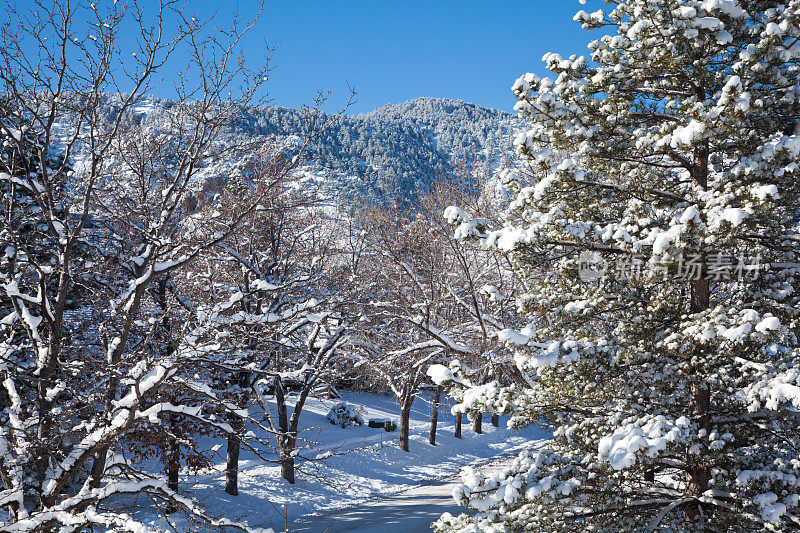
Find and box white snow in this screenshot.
[443,206,469,225]
[427,364,455,384]
[651,226,680,255]
[722,207,749,226]
[598,416,689,470]
[746,368,800,411]
[754,492,787,523]
[251,279,279,291]
[480,284,502,302]
[497,328,531,345]
[671,120,706,147]
[679,205,702,224]
[755,316,781,334]
[702,0,746,19]
[293,454,527,533]
[127,391,547,531]
[716,30,733,44]
[693,17,724,31]
[753,184,779,200]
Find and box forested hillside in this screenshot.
[364,97,516,171]
[126,96,518,205]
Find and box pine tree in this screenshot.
[432,1,800,530]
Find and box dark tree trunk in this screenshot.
[225,432,240,495]
[167,410,180,494]
[280,452,295,484]
[165,414,180,514]
[162,283,180,496]
[454,412,462,439]
[684,134,712,521]
[225,415,244,496]
[686,367,711,520]
[168,435,179,493]
[36,361,55,493]
[90,448,107,490]
[429,385,441,446]
[491,413,499,427]
[274,375,296,484]
[35,274,68,498]
[399,396,412,452]
[89,275,148,489]
[473,412,482,434]
[5,501,18,523]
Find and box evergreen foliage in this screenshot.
[433,1,800,530]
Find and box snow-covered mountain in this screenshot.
[134,96,520,206]
[238,97,520,205]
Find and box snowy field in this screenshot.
[139,390,548,532]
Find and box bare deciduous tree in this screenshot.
[0,1,316,528]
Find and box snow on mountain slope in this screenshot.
[102,95,520,206]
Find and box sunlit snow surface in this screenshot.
[122,390,547,532]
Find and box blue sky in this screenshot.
[5,1,597,114]
[174,0,595,114]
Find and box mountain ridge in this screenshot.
[140,96,519,204]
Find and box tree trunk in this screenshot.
[166,416,180,514]
[36,362,55,493]
[399,396,412,452]
[280,451,295,485]
[454,412,462,439]
[274,375,296,484]
[225,432,240,495]
[429,385,441,446]
[6,501,18,523]
[491,413,499,427]
[225,415,243,496]
[35,273,68,498]
[90,447,107,490]
[168,435,179,493]
[473,412,482,434]
[686,380,711,492]
[168,411,180,494]
[89,278,148,489]
[684,137,711,521]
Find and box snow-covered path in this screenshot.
[289,454,520,533]
[176,392,548,531]
[289,476,463,532]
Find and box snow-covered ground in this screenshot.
[140,390,548,532]
[291,453,525,533]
